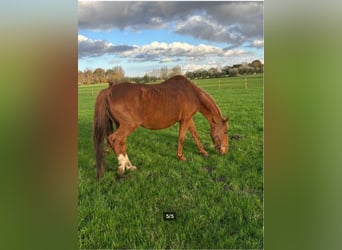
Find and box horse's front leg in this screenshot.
[117,151,137,175]
[108,127,137,176]
[188,119,208,157]
[177,120,189,160]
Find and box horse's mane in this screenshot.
[187,79,223,119]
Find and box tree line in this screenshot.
[78,66,125,85]
[78,60,263,85]
[185,59,263,80]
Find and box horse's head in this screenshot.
[210,117,229,155]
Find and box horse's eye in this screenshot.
[224,131,228,134]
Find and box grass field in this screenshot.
[78,74,264,249]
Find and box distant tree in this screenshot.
[248,66,256,74]
[200,69,208,78]
[105,66,125,83]
[78,70,85,84]
[93,68,106,83]
[208,67,218,78]
[251,59,263,73]
[84,69,93,84]
[112,66,125,79]
[193,69,202,79]
[150,69,161,80]
[238,64,249,75]
[160,66,168,80]
[208,67,215,78]
[221,66,231,76]
[169,65,182,77]
[105,69,114,82]
[229,67,239,77]
[251,59,263,68]
[185,71,195,80]
[142,74,149,83]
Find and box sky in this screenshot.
[78,1,264,77]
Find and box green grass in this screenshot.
[78,75,263,249]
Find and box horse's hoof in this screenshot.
[128,166,137,171]
[105,145,111,154]
[117,167,125,176]
[178,155,187,161]
[201,151,209,158]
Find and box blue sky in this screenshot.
[78,1,264,76]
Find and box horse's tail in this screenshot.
[93,88,113,180]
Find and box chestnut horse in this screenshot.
[93,75,229,180]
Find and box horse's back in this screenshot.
[109,82,141,99]
[107,76,201,129]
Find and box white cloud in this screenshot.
[223,49,248,56]
[174,15,243,45]
[120,41,225,60]
[78,34,88,42]
[183,63,207,72]
[160,57,178,63]
[252,39,264,48]
[78,36,252,63]
[78,2,263,46]
[183,61,222,73]
[78,35,136,58]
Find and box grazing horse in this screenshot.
[93,75,229,180]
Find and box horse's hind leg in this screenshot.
[105,144,111,154]
[188,119,209,157]
[105,119,117,154]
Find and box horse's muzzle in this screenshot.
[218,145,228,155]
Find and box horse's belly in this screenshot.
[141,118,177,130]
[141,112,179,130]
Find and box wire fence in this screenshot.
[78,75,264,97]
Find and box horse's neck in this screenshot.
[197,90,222,126]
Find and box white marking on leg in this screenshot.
[125,154,137,171]
[118,154,127,166]
[117,154,137,174]
[117,154,126,175]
